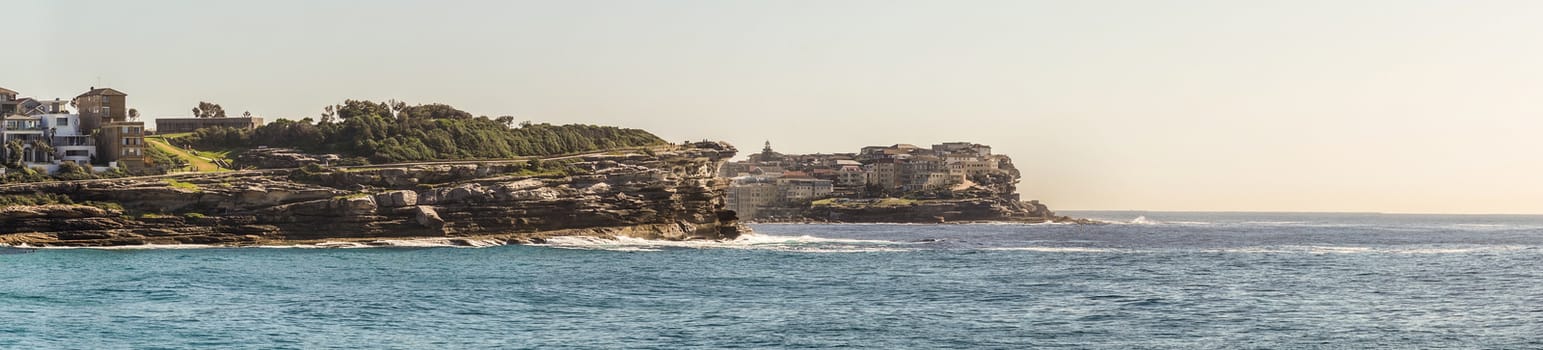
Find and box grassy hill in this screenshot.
[181,100,666,164]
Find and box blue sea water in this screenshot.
[4,212,1543,349]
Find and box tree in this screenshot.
[192,102,226,118]
[27,140,54,162]
[3,140,22,168]
[320,105,337,124]
[335,100,390,120]
[388,99,407,119]
[182,100,668,164]
[128,108,140,121]
[243,111,252,118]
[400,103,472,120]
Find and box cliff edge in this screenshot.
[0,142,743,247]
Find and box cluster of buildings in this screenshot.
[721,141,1017,219]
[0,84,270,176]
[0,86,146,173]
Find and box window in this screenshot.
[56,118,68,126]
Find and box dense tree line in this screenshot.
[182,100,666,164]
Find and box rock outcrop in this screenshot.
[795,198,1078,224]
[232,148,342,169]
[0,143,743,247]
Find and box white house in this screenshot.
[45,114,95,164]
[2,112,98,173]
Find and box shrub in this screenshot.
[53,162,93,181]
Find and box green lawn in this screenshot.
[155,132,194,139]
[146,136,226,172]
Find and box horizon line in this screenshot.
[1057,209,1543,216]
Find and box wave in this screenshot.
[981,247,1128,253]
[1084,216,1212,226]
[6,243,220,248]
[1129,216,1161,225]
[267,238,509,249]
[535,234,909,253]
[3,237,512,250]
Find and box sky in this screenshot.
[5,0,1543,214]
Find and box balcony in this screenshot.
[2,124,45,131]
[52,136,95,147]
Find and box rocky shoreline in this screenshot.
[0,143,746,247]
[0,142,1099,248]
[749,198,1095,225]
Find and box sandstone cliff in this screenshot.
[0,143,743,247]
[795,198,1081,224]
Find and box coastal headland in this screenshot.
[721,141,1086,224]
[0,142,745,247]
[0,91,1091,247]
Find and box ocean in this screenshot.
[4,211,1543,349]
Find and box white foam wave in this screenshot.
[266,238,509,249]
[0,237,514,250]
[535,234,909,253]
[1089,216,1211,225]
[9,243,220,250]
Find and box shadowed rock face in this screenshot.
[797,198,1071,224]
[0,143,742,247]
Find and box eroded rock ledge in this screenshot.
[0,143,744,247]
[756,198,1090,224]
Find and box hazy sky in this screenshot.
[7,0,1543,214]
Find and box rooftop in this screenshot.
[77,87,127,97]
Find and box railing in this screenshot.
[52,137,95,147]
[2,124,45,131]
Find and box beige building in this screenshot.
[865,161,901,191]
[100,121,147,169]
[726,176,781,220]
[74,87,126,132]
[778,177,834,201]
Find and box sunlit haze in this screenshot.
[8,0,1542,214]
